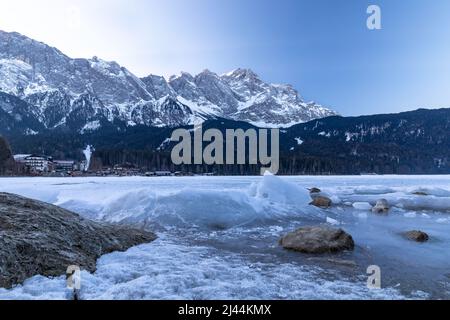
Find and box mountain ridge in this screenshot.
[0,30,337,132]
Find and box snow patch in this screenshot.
[80,120,101,134]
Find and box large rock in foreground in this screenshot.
[280,226,355,254]
[0,193,157,289]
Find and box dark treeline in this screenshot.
[91,148,427,175]
[0,136,26,176]
[3,109,449,175]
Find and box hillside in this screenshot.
[3,108,449,175]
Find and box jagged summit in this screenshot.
[0,30,337,134]
[223,68,260,80]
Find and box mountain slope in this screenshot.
[0,30,337,131]
[4,108,449,175]
[280,108,450,174]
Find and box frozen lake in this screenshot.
[0,175,449,300]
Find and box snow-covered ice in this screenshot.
[0,175,449,300]
[353,202,373,210]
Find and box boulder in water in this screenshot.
[309,196,332,208]
[402,230,429,242]
[280,226,355,254]
[372,199,390,214]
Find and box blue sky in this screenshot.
[1,0,450,115]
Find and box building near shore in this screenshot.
[145,171,172,176]
[14,154,53,173]
[53,160,75,172]
[155,171,172,176]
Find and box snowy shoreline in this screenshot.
[0,175,449,300]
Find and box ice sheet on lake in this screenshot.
[54,174,323,228]
[0,175,449,300]
[0,237,426,300]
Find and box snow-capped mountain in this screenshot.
[0,30,337,133]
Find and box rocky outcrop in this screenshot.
[280,226,355,254]
[0,31,336,131]
[402,230,429,243]
[0,193,157,289]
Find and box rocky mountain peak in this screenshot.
[223,68,260,81]
[0,30,338,132]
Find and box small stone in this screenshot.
[309,196,332,208]
[327,258,357,268]
[308,187,321,194]
[372,199,390,214]
[402,230,429,242]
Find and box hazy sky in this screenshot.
[1,0,449,116]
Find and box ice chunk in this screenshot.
[404,212,417,218]
[330,195,342,204]
[352,202,373,210]
[326,217,340,225]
